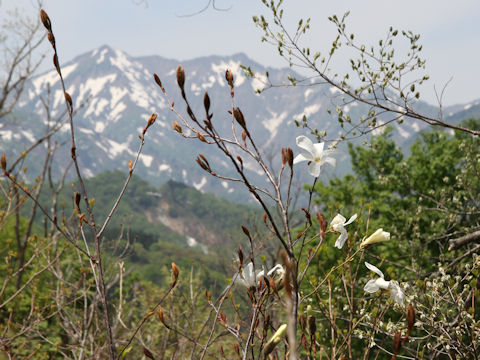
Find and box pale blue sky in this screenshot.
[1,0,479,106]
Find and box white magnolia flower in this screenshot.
[293,136,336,177]
[364,262,405,306]
[236,262,284,288]
[360,228,390,248]
[330,213,358,249]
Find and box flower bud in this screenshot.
[203,92,211,114]
[225,69,234,88]
[392,331,402,354]
[172,121,182,133]
[153,73,163,89]
[406,303,415,335]
[48,33,55,48]
[1,153,6,170]
[170,262,179,288]
[237,247,244,266]
[281,148,287,166]
[360,228,390,248]
[263,324,287,356]
[157,305,169,328]
[74,192,81,210]
[287,147,294,169]
[197,132,207,143]
[143,347,155,360]
[128,160,133,174]
[233,107,246,129]
[40,9,52,32]
[176,65,185,90]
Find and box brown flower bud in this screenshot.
[157,305,169,328]
[128,160,133,174]
[143,113,157,134]
[74,192,81,210]
[196,157,210,172]
[143,347,155,360]
[406,303,415,335]
[1,153,6,170]
[281,148,287,166]
[53,54,60,74]
[170,262,179,288]
[197,132,207,142]
[317,213,327,235]
[203,92,211,114]
[225,69,234,88]
[287,147,294,169]
[40,9,52,32]
[233,107,246,129]
[64,92,72,113]
[241,225,250,238]
[205,289,212,302]
[176,65,185,90]
[172,120,182,133]
[393,331,402,354]
[197,153,209,166]
[233,343,240,357]
[153,73,163,89]
[47,33,55,48]
[237,247,244,266]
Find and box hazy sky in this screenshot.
[1,0,479,106]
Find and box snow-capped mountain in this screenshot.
[2,45,478,201]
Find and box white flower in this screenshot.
[236,262,284,288]
[364,262,404,306]
[293,136,336,177]
[360,228,390,248]
[330,213,358,249]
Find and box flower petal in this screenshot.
[312,142,325,157]
[296,136,315,154]
[293,152,313,164]
[322,156,336,168]
[365,262,384,279]
[344,213,358,226]
[364,279,380,293]
[308,161,322,177]
[330,214,347,231]
[389,281,405,306]
[334,229,348,249]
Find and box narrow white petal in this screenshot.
[296,136,315,154]
[389,281,405,306]
[293,153,313,164]
[308,161,321,177]
[323,156,336,168]
[267,264,285,277]
[364,279,380,293]
[312,142,325,157]
[344,213,358,226]
[334,229,348,249]
[365,262,385,279]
